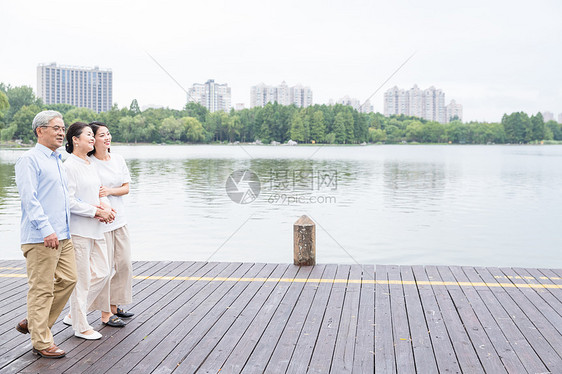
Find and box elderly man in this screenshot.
[15,110,77,358]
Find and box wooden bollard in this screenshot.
[293,215,316,266]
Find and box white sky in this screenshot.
[1,0,561,122]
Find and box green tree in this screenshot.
[289,112,306,142]
[343,111,355,143]
[64,107,98,125]
[369,128,386,143]
[385,125,403,143]
[0,91,9,111]
[545,120,562,140]
[1,124,17,141]
[181,117,205,142]
[12,104,42,141]
[184,102,208,124]
[129,99,141,115]
[502,112,530,143]
[44,103,75,115]
[405,121,424,142]
[309,111,326,143]
[4,85,42,123]
[421,122,445,143]
[531,112,545,141]
[225,115,242,142]
[333,113,347,144]
[445,121,469,143]
[159,116,183,141]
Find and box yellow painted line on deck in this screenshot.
[127,275,562,289]
[0,267,24,270]
[1,273,561,288]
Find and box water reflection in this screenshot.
[1,145,561,268]
[383,161,449,213]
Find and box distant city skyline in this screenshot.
[17,63,562,123]
[188,79,231,113]
[2,1,561,122]
[250,81,313,108]
[384,85,463,123]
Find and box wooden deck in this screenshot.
[0,259,561,373]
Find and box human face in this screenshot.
[94,126,112,152]
[72,126,95,155]
[37,117,65,151]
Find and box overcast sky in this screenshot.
[2,0,561,122]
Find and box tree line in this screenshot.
[1,83,561,145]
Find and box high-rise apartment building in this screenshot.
[540,111,554,122]
[446,100,463,122]
[188,79,231,113]
[337,96,373,113]
[384,85,461,123]
[37,63,113,113]
[250,81,313,108]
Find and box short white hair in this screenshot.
[32,110,63,136]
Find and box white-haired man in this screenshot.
[15,110,77,358]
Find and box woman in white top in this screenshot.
[88,121,135,321]
[63,122,122,340]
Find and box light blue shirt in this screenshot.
[15,143,71,244]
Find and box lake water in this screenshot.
[1,144,561,268]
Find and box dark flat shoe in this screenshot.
[115,307,134,318]
[103,315,125,327]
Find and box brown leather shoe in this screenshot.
[16,319,28,334]
[32,344,66,358]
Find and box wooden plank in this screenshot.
[512,267,562,318]
[307,265,351,373]
[351,264,375,374]
[198,264,299,374]
[0,260,26,293]
[448,266,529,374]
[411,265,461,373]
[488,267,562,354]
[330,265,362,374]
[0,260,181,373]
[472,267,562,373]
[374,264,395,373]
[400,266,438,373]
[530,268,562,304]
[387,264,415,374]
[230,265,312,374]
[461,266,549,374]
[284,264,338,374]
[4,260,197,374]
[76,261,242,374]
[262,264,327,374]
[502,267,562,333]
[172,263,282,373]
[436,266,507,373]
[425,266,484,373]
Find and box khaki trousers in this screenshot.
[69,235,110,333]
[22,239,77,350]
[90,225,133,311]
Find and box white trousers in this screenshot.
[69,235,110,333]
[90,225,133,312]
